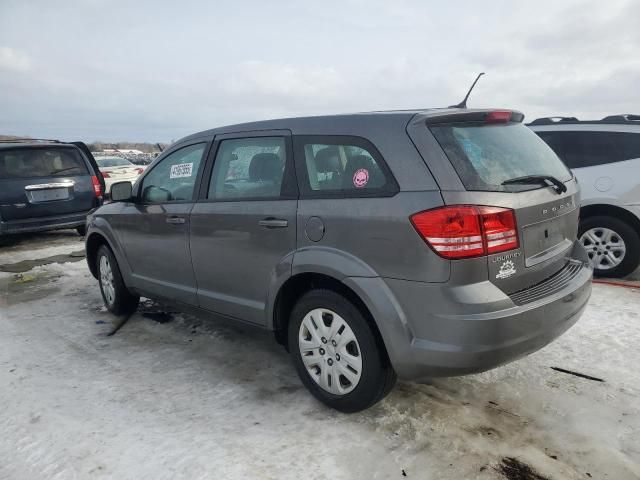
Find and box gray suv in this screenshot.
[85,109,593,412]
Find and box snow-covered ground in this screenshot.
[0,233,639,480]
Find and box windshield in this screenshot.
[97,158,132,167]
[430,123,572,192]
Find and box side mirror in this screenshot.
[110,181,133,202]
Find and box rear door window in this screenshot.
[535,131,640,168]
[430,123,572,192]
[208,137,289,200]
[294,136,397,197]
[0,147,88,179]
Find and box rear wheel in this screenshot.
[96,245,139,315]
[579,216,640,278]
[288,289,396,412]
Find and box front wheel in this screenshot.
[96,245,139,315]
[579,216,640,278]
[288,289,396,412]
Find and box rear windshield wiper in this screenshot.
[51,166,81,175]
[502,175,567,194]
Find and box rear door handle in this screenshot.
[166,216,186,225]
[258,218,288,229]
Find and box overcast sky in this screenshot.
[1,0,639,142]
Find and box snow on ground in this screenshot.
[0,234,639,480]
[0,231,84,265]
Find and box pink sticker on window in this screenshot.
[353,168,369,188]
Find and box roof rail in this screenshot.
[529,116,579,125]
[601,114,640,123]
[0,138,63,143]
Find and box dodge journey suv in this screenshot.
[86,109,593,412]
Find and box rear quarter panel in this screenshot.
[295,192,450,282]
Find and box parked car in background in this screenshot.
[529,114,640,277]
[85,109,592,412]
[95,157,145,195]
[0,139,104,238]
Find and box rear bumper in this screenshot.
[0,210,93,235]
[347,241,593,380]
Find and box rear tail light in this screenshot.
[91,175,103,198]
[410,205,519,259]
[481,207,518,254]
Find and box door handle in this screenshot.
[166,216,186,225]
[258,218,288,229]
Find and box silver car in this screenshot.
[85,109,592,412]
[530,114,640,277]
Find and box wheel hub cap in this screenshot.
[580,227,626,270]
[99,255,116,306]
[298,308,362,395]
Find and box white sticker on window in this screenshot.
[170,162,193,179]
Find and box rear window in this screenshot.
[535,131,640,168]
[0,147,88,179]
[97,157,132,167]
[430,123,572,192]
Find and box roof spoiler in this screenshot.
[424,109,525,125]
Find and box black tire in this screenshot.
[579,216,640,278]
[76,225,87,236]
[96,244,139,315]
[288,289,396,413]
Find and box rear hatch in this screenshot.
[0,146,98,221]
[408,109,580,293]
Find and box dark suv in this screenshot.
[0,139,104,238]
[85,109,593,412]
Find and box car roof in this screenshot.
[177,108,500,144]
[178,110,417,141]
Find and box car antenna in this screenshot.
[156,142,164,152]
[449,72,485,109]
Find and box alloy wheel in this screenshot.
[580,227,626,270]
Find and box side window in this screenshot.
[141,143,206,203]
[295,136,396,196]
[208,137,287,200]
[536,131,640,169]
